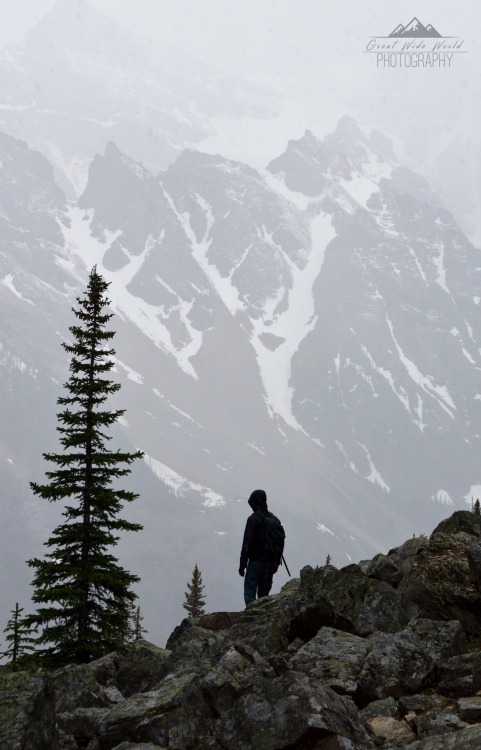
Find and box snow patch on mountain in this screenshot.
[144,454,225,507]
[386,314,456,418]
[317,523,335,535]
[262,170,314,212]
[358,442,390,492]
[432,489,454,505]
[432,240,449,293]
[340,173,378,210]
[115,359,143,385]
[165,191,246,316]
[360,344,411,415]
[465,485,481,504]
[45,142,91,196]
[2,274,35,305]
[251,211,336,430]
[61,207,201,378]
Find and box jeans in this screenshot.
[244,560,273,606]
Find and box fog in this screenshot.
[2,1,479,143]
[1,0,480,646]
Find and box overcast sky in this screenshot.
[0,0,479,166]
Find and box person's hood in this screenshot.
[248,489,267,511]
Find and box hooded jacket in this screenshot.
[239,490,271,569]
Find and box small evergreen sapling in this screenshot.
[131,605,147,642]
[183,564,206,619]
[474,499,481,517]
[27,267,143,664]
[0,603,36,671]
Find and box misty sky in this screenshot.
[0,0,480,167]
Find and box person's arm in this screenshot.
[239,515,255,575]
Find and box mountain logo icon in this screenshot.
[389,17,441,37]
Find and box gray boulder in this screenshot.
[87,652,123,686]
[414,708,468,738]
[50,663,113,712]
[290,626,372,695]
[432,511,481,538]
[398,724,481,749]
[357,619,467,704]
[457,697,481,722]
[290,563,412,641]
[466,541,481,591]
[437,651,481,697]
[113,641,171,697]
[396,533,481,638]
[365,554,403,586]
[226,578,300,655]
[358,697,399,723]
[0,671,56,750]
[98,672,213,750]
[215,670,374,750]
[398,693,452,715]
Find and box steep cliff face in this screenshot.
[1,510,481,749]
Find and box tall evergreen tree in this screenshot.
[27,267,143,664]
[183,564,206,619]
[0,603,36,670]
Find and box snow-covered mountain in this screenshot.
[1,1,480,648]
[0,0,279,195]
[269,119,481,509]
[1,112,480,646]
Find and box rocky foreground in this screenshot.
[2,510,481,750]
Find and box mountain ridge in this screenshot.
[1,115,480,647]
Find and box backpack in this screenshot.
[255,511,285,562]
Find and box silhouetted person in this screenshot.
[239,489,285,606]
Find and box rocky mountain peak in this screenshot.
[331,114,367,142]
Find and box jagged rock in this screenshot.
[396,533,481,638]
[457,697,481,722]
[197,612,241,632]
[165,626,226,676]
[466,541,481,591]
[165,619,192,650]
[57,707,110,742]
[214,670,374,749]
[398,724,481,748]
[98,672,213,749]
[226,578,300,655]
[357,619,467,704]
[385,537,430,590]
[113,640,171,697]
[365,554,403,586]
[103,686,125,704]
[88,652,123,686]
[0,671,56,750]
[358,697,399,723]
[365,715,416,744]
[290,563,412,641]
[432,511,481,538]
[397,693,452,715]
[289,626,372,695]
[437,652,481,697]
[414,708,468,738]
[50,663,113,712]
[199,646,254,715]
